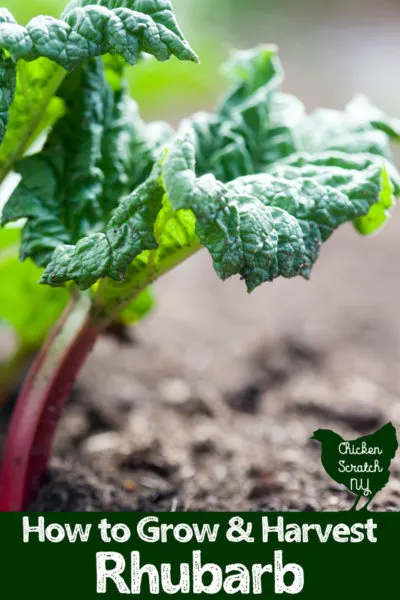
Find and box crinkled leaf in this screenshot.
[0,48,16,146]
[2,44,399,300]
[163,47,400,292]
[0,9,17,146]
[0,227,68,346]
[41,166,165,289]
[163,128,398,292]
[345,95,400,144]
[218,44,283,114]
[269,151,400,236]
[2,59,114,266]
[295,95,400,159]
[2,58,172,288]
[0,1,196,181]
[95,194,198,316]
[0,2,198,70]
[188,46,304,184]
[42,167,198,293]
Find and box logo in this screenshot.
[311,422,398,511]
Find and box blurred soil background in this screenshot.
[1,0,400,511]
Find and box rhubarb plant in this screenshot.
[0,1,399,512]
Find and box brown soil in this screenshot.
[2,224,400,512]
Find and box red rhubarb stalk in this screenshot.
[0,292,102,511]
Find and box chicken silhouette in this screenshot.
[311,422,398,511]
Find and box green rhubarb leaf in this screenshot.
[43,159,198,294]
[295,95,400,159]
[343,95,400,144]
[162,47,400,292]
[93,195,199,317]
[2,59,113,266]
[0,227,68,346]
[353,166,395,235]
[0,1,197,181]
[164,127,399,291]
[2,58,173,289]
[189,46,304,184]
[0,9,17,146]
[3,44,399,301]
[41,166,165,289]
[268,152,400,237]
[0,48,16,147]
[295,100,400,237]
[0,2,198,70]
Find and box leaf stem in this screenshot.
[0,291,103,511]
[0,240,203,511]
[0,64,66,184]
[98,240,203,321]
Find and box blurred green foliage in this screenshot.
[4,0,65,22]
[0,228,68,347]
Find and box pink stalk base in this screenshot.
[0,295,101,511]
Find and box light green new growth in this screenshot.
[0,227,68,347]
